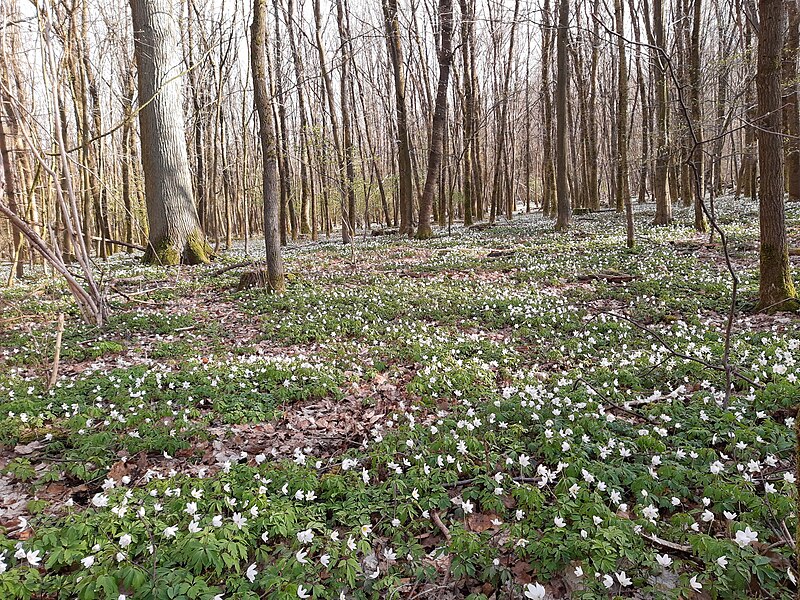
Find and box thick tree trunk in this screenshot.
[554,0,570,231]
[417,0,454,239]
[783,0,800,200]
[129,0,210,265]
[251,0,286,292]
[756,0,797,310]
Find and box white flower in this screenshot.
[523,582,545,600]
[320,553,331,567]
[554,516,566,528]
[734,526,758,548]
[716,555,728,569]
[26,550,41,567]
[212,515,223,527]
[296,549,309,564]
[297,584,311,599]
[574,565,583,577]
[360,524,372,537]
[163,526,178,538]
[784,472,796,484]
[119,534,132,548]
[246,563,258,582]
[81,555,95,568]
[232,513,247,530]
[383,547,397,561]
[461,500,474,514]
[788,568,797,585]
[701,510,714,523]
[297,529,314,544]
[91,493,109,507]
[656,554,672,567]
[642,504,659,521]
[689,575,702,591]
[602,574,614,588]
[616,571,632,587]
[723,511,737,521]
[188,521,201,533]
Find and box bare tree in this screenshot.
[554,0,571,231]
[251,0,286,291]
[130,0,210,264]
[756,0,797,310]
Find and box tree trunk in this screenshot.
[689,0,707,231]
[417,0,454,239]
[554,0,571,231]
[383,0,415,236]
[756,0,797,310]
[251,0,286,291]
[650,0,672,224]
[783,0,800,200]
[616,0,633,246]
[541,0,556,216]
[129,0,210,264]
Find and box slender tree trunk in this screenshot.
[382,0,415,236]
[541,0,556,216]
[688,0,707,230]
[417,0,454,239]
[615,0,633,246]
[554,0,570,231]
[650,0,671,224]
[251,0,286,291]
[285,0,312,232]
[130,0,210,264]
[457,0,476,225]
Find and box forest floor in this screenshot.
[0,199,798,600]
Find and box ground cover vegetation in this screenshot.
[0,202,797,599]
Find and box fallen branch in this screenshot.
[91,236,145,252]
[644,533,692,554]
[430,510,451,542]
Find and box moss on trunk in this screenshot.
[757,244,798,312]
[144,229,212,265]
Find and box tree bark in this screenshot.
[129,0,210,264]
[417,0,454,239]
[554,0,571,231]
[650,0,672,224]
[383,0,415,236]
[783,0,800,200]
[756,0,797,310]
[251,0,286,291]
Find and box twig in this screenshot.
[606,311,762,390]
[643,533,691,554]
[47,313,65,390]
[430,510,451,542]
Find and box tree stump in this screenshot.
[237,266,271,291]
